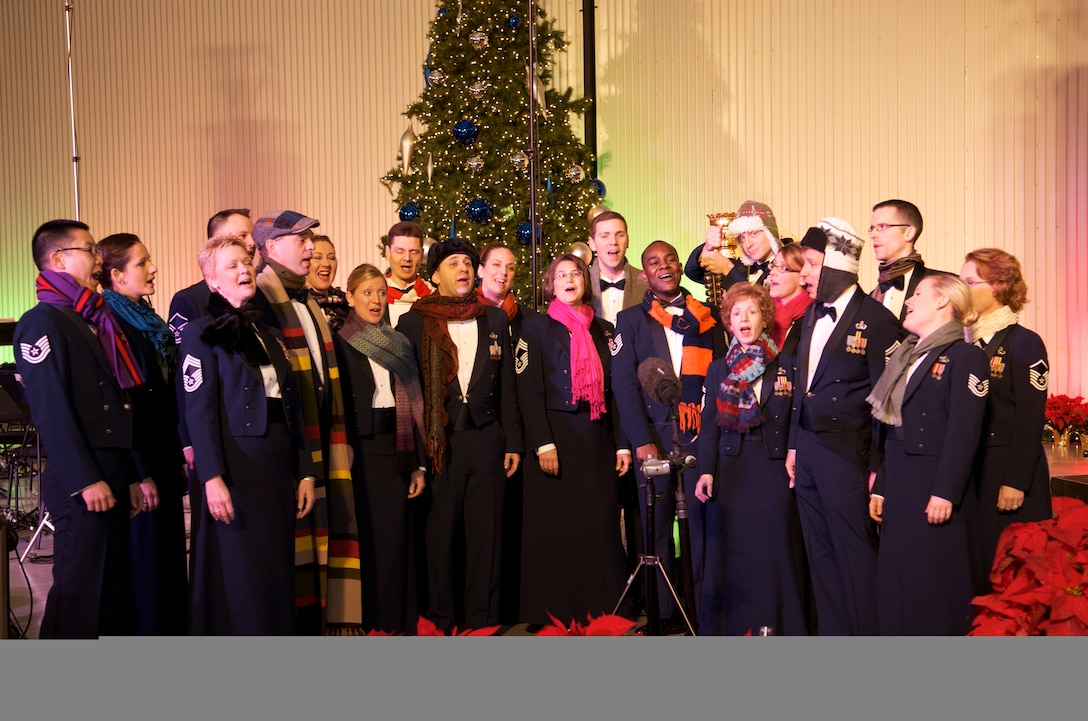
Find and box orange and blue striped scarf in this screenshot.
[643,288,716,435]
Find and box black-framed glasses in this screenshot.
[868,223,910,234]
[57,245,99,257]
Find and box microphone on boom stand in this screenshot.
[611,358,698,635]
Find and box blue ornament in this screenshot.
[590,178,607,198]
[508,16,521,30]
[516,221,541,246]
[399,202,421,222]
[449,218,456,237]
[453,119,480,145]
[466,197,493,223]
[438,7,448,17]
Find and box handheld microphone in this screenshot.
[636,357,682,407]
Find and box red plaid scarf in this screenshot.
[715,333,778,432]
[385,272,434,303]
[35,269,145,389]
[643,289,716,435]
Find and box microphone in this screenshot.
[637,357,682,407]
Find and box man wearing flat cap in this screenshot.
[251,209,363,634]
[396,237,524,632]
[786,218,904,635]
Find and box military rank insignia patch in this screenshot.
[968,373,989,397]
[182,354,204,393]
[514,338,529,375]
[168,312,189,345]
[610,332,623,357]
[19,335,51,364]
[1028,359,1049,392]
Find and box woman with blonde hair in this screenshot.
[960,248,1051,596]
[867,275,989,635]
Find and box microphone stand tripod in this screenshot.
[612,409,698,636]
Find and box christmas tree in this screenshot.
[382,0,604,304]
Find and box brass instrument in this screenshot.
[704,212,740,305]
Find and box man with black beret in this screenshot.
[396,237,524,631]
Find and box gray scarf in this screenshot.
[867,321,965,426]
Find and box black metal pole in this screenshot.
[582,0,597,178]
[526,0,540,311]
[64,1,81,220]
[668,409,699,635]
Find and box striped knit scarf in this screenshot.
[643,288,717,435]
[872,251,924,302]
[716,333,778,432]
[35,269,144,389]
[411,293,486,474]
[337,311,429,472]
[257,262,363,634]
[385,271,433,304]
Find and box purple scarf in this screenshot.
[36,269,145,389]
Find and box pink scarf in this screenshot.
[546,301,606,420]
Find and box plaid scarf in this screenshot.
[257,262,363,634]
[309,285,350,333]
[337,311,429,472]
[36,269,144,389]
[643,288,717,435]
[546,300,606,420]
[411,293,486,474]
[102,289,176,382]
[385,271,433,304]
[715,333,779,432]
[872,251,924,302]
[479,286,518,322]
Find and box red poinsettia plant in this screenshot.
[968,496,1088,636]
[1045,394,1088,433]
[363,616,501,636]
[533,611,639,636]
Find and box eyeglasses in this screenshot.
[769,262,799,274]
[868,223,911,234]
[57,245,99,257]
[961,278,991,287]
[555,270,584,281]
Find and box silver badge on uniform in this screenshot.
[19,335,51,364]
[182,354,204,393]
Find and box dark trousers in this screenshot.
[425,422,506,631]
[41,476,136,638]
[792,426,878,635]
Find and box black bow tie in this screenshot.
[878,275,905,293]
[288,286,311,303]
[814,303,837,321]
[664,293,686,309]
[600,278,626,292]
[749,260,770,278]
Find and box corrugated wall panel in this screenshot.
[2,0,1085,395]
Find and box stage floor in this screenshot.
[6,443,1088,639]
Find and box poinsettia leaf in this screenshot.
[416,616,446,636]
[584,614,638,636]
[460,625,501,636]
[534,625,571,636]
[968,613,1022,636]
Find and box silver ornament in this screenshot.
[469,31,489,49]
[469,81,488,99]
[426,153,435,183]
[511,151,529,171]
[566,165,585,183]
[429,68,446,86]
[467,155,484,172]
[400,124,417,174]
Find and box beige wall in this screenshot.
[3,0,1085,397]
